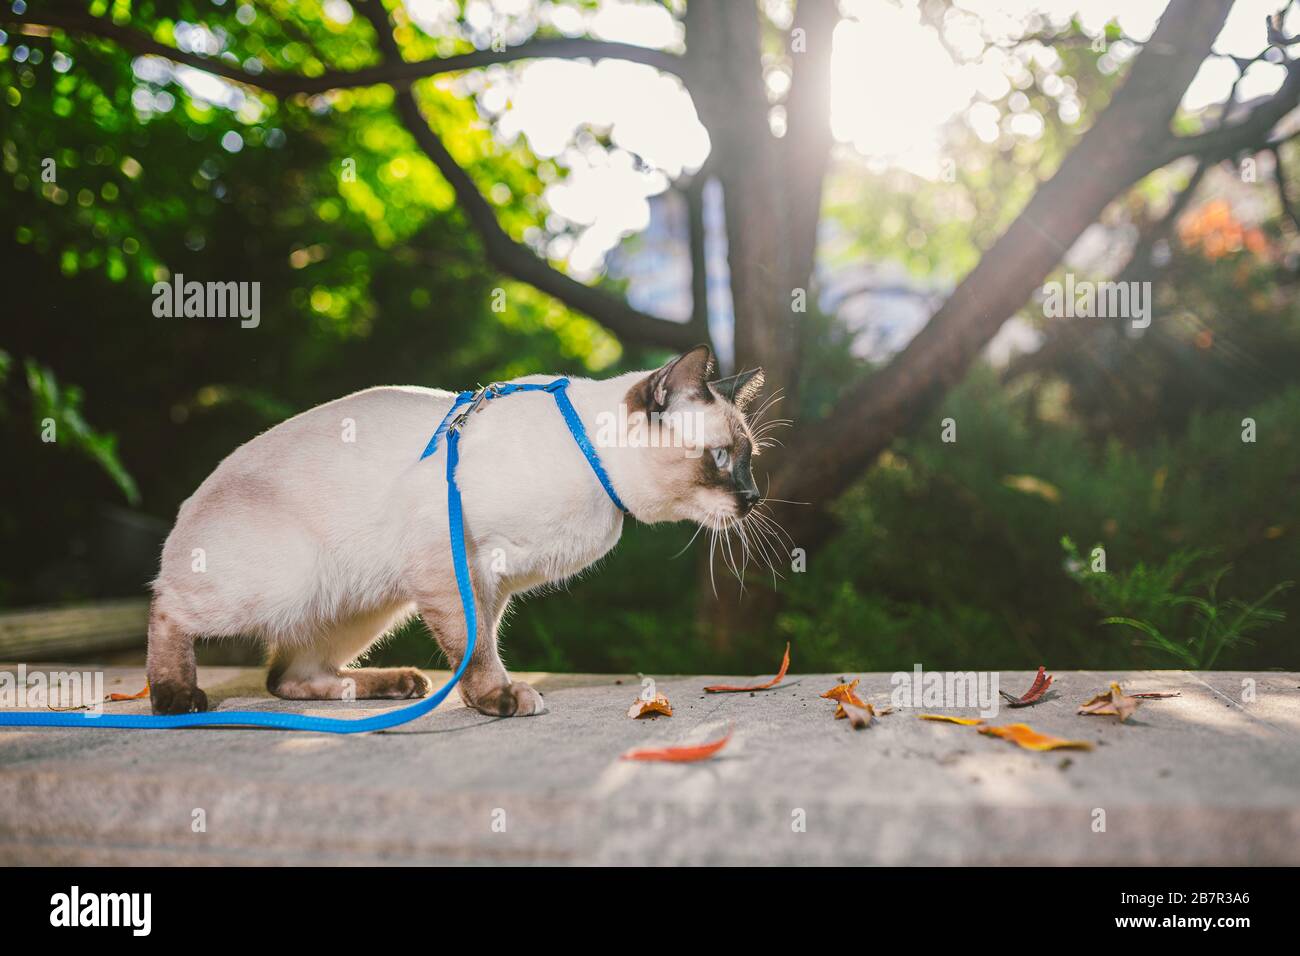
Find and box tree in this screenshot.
[8,0,1300,639]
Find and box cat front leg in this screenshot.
[419,593,545,717]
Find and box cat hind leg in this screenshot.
[265,605,431,701]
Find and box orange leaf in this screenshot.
[704,643,790,693]
[1131,691,1180,699]
[620,729,732,762]
[919,714,985,725]
[979,723,1093,752]
[999,665,1052,708]
[1078,682,1142,722]
[821,678,863,705]
[822,679,890,728]
[107,682,150,702]
[627,693,673,719]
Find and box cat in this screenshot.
[146,345,769,717]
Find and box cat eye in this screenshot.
[711,447,730,470]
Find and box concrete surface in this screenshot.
[1,665,1297,865]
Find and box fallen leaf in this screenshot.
[704,643,790,693]
[919,714,985,725]
[1130,692,1181,699]
[838,704,872,729]
[107,682,149,702]
[821,678,865,705]
[822,679,890,728]
[979,723,1094,752]
[834,698,877,728]
[620,729,732,762]
[999,666,1053,708]
[1078,682,1143,722]
[627,693,673,719]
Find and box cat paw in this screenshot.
[507,681,546,716]
[355,667,432,699]
[467,681,546,717]
[151,682,208,715]
[394,667,433,699]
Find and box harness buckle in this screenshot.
[445,382,507,435]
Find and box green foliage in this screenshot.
[1,3,1297,676]
[1060,536,1207,634]
[769,375,1300,673]
[14,354,140,505]
[1062,538,1292,669]
[0,0,638,605]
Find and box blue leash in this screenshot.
[0,378,623,733]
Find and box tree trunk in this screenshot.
[683,1,793,390]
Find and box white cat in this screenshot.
[147,346,766,717]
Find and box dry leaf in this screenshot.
[838,704,872,729]
[107,682,150,702]
[834,698,877,728]
[620,729,732,762]
[822,679,889,728]
[704,642,791,693]
[1130,692,1181,699]
[999,666,1053,708]
[979,723,1094,752]
[1078,682,1142,722]
[627,693,673,719]
[919,714,985,725]
[821,678,865,705]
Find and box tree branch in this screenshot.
[355,0,698,352]
[1001,156,1212,385]
[5,7,685,96]
[1271,143,1300,232]
[772,0,1239,547]
[1156,57,1300,167]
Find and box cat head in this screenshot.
[617,345,768,530]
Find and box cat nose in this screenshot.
[737,487,760,512]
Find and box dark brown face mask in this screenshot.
[732,444,760,513]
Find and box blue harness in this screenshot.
[0,378,624,733]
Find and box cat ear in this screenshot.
[640,344,715,410]
[709,367,765,409]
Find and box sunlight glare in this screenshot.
[830,4,970,176]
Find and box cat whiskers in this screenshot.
[707,497,796,593]
[747,391,792,453]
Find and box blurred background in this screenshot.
[1,0,1297,674]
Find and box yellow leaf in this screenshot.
[918,714,985,725]
[979,723,1093,751]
